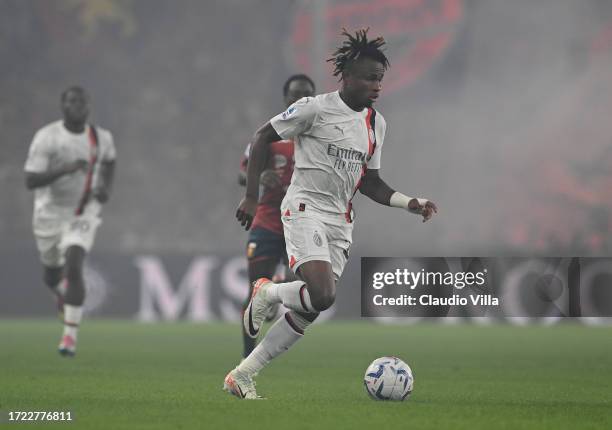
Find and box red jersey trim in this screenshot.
[75,125,99,216]
[345,108,377,223]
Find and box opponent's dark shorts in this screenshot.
[246,227,287,263]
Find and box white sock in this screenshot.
[237,312,313,377]
[266,280,316,313]
[63,305,83,340]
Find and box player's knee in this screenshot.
[296,311,319,323]
[311,289,335,312]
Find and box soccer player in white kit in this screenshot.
[24,86,116,357]
[225,29,437,399]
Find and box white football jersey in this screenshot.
[271,91,386,216]
[24,120,116,216]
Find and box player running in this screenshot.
[24,86,116,357]
[224,29,437,399]
[238,74,315,358]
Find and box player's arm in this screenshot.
[24,129,89,189]
[238,143,250,186]
[92,131,118,203]
[235,122,282,229]
[238,171,247,186]
[237,97,316,229]
[359,168,437,222]
[93,160,116,203]
[25,160,88,190]
[238,143,281,189]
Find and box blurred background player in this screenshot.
[238,74,316,358]
[24,86,116,357]
[228,29,437,399]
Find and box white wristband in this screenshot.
[389,192,412,210]
[390,192,428,213]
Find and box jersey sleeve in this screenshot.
[24,129,52,173]
[270,96,317,139]
[102,130,117,162]
[367,113,386,170]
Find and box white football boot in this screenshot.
[243,278,273,339]
[223,369,262,399]
[58,335,76,357]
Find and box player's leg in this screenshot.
[244,260,336,350]
[265,236,293,321]
[64,245,86,305]
[59,245,86,357]
[232,218,350,384]
[261,227,349,315]
[241,227,285,356]
[234,260,331,378]
[243,256,278,357]
[246,258,334,348]
[43,265,66,315]
[226,306,320,398]
[34,217,66,313]
[226,215,332,398]
[43,265,63,294]
[57,210,101,356]
[243,215,336,336]
[296,217,353,313]
[281,256,297,283]
[261,244,297,323]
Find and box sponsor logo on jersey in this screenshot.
[327,143,366,161]
[327,143,367,173]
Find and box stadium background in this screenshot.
[1,0,612,320]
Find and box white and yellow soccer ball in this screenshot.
[363,356,414,401]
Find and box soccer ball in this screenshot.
[363,356,414,401]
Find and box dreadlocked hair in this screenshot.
[327,28,390,79]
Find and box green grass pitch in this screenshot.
[1,320,611,429]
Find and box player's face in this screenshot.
[284,79,315,107]
[61,90,90,124]
[344,57,385,108]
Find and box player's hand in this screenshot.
[236,195,257,230]
[93,187,109,203]
[63,159,89,174]
[408,198,438,222]
[260,169,281,190]
[421,201,438,222]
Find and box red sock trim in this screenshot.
[284,313,304,335]
[299,285,309,312]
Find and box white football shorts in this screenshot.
[32,202,102,267]
[281,203,353,281]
